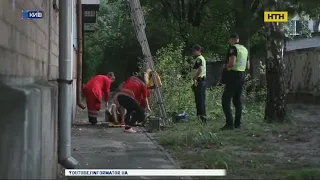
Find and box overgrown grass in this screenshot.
[149,44,320,179]
[153,104,320,179]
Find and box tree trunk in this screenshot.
[264,22,287,123]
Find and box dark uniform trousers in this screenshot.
[222,70,244,127]
[194,77,206,118]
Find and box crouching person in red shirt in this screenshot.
[131,88,151,126]
[82,72,115,125]
[140,89,151,109]
[114,71,151,133]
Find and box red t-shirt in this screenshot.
[139,89,152,109]
[119,76,147,102]
[146,89,151,98]
[137,89,151,108]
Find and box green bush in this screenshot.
[150,43,265,122]
[151,43,195,115]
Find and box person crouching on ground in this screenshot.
[82,72,115,125]
[114,70,151,133]
[112,81,126,125]
[106,102,126,126]
[131,87,152,126]
[130,69,153,126]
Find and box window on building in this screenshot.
[296,21,303,34]
[313,20,320,32]
[288,20,297,35]
[84,11,96,17]
[289,20,308,35]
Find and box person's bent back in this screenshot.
[83,72,115,124]
[114,70,150,133]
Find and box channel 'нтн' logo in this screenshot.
[264,11,288,22]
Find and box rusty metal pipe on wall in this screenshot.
[76,0,86,109]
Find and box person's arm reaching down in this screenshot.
[141,86,151,112]
[146,89,151,98]
[226,46,237,69]
[104,77,111,103]
[193,58,202,80]
[194,67,201,81]
[145,98,151,112]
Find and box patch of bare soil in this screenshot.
[233,104,320,175]
[267,105,320,166]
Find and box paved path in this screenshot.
[71,107,186,179]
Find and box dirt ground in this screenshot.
[266,104,320,167]
[156,104,320,179]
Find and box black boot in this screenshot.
[89,117,98,125]
[234,120,241,128]
[220,124,234,130]
[234,123,241,129]
[200,116,207,124]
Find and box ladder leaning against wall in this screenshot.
[127,0,169,127]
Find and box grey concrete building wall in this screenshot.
[0,0,60,179]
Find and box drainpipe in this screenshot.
[58,0,79,169]
[76,0,86,109]
[47,0,51,79]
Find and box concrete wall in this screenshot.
[286,35,320,51]
[284,48,320,104]
[251,44,320,104]
[0,0,60,178]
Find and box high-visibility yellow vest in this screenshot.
[229,44,248,72]
[195,55,206,78]
[147,71,162,88]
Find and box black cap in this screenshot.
[229,33,239,39]
[191,44,202,51]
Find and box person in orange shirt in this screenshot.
[82,72,115,125]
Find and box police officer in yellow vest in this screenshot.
[191,44,207,123]
[221,33,249,130]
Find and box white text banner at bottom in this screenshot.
[65,169,226,176]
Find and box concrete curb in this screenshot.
[140,127,193,180]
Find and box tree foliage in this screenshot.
[83,0,320,120]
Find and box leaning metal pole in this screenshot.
[127,0,169,127]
